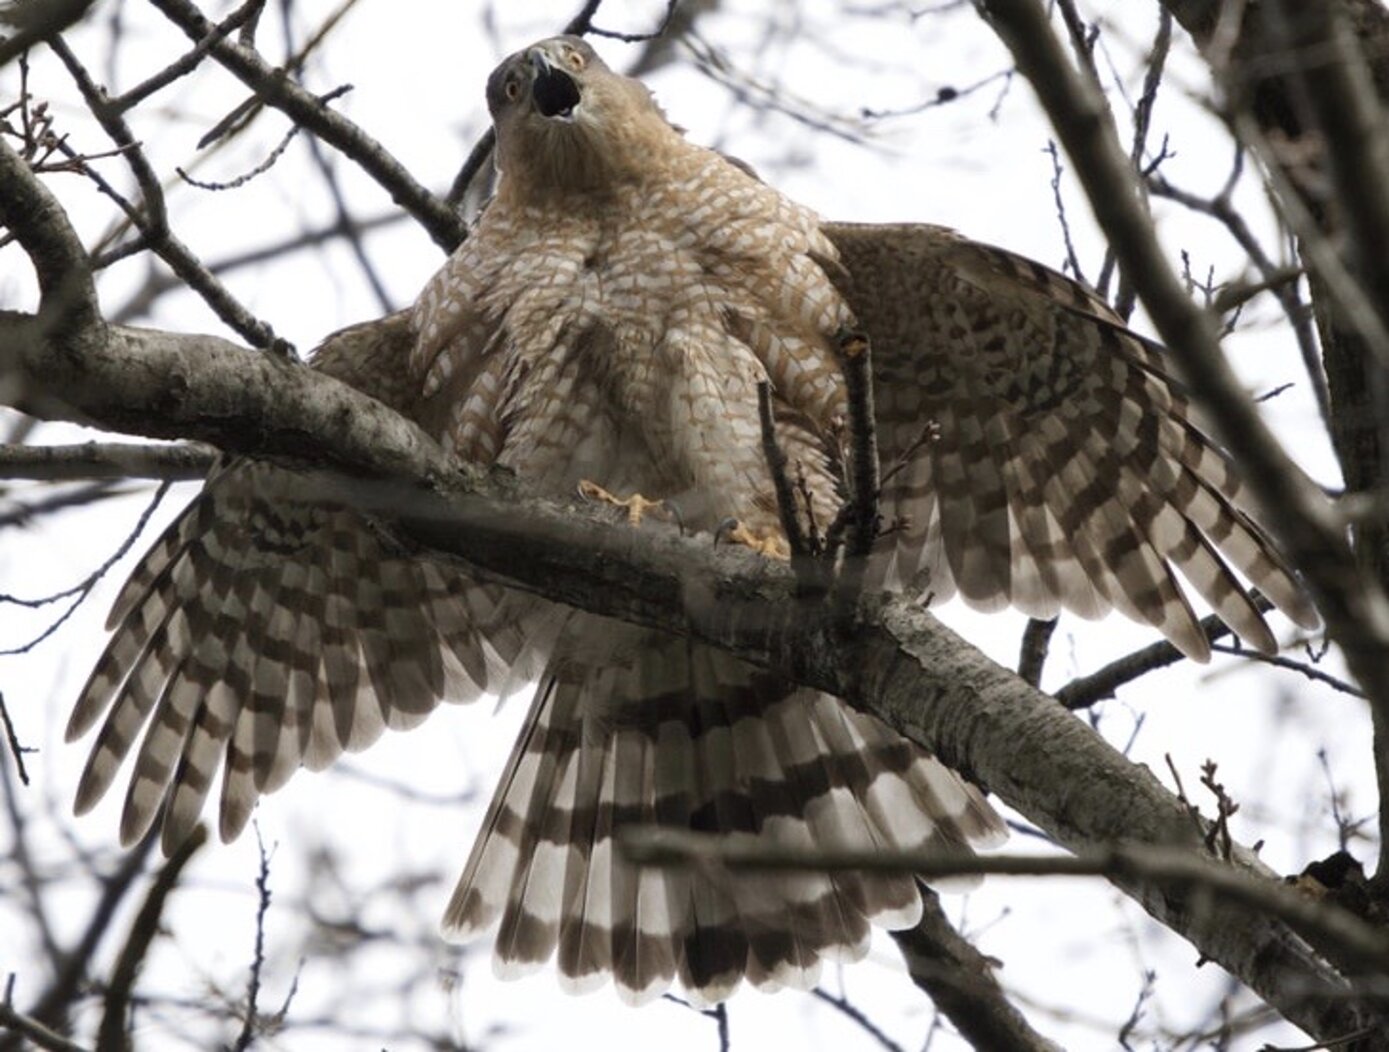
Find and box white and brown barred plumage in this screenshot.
[68,36,1317,1003]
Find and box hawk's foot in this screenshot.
[716,519,791,561]
[578,480,667,526]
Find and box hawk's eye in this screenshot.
[504,78,521,101]
[564,48,585,71]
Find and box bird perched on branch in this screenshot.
[68,35,1317,1004]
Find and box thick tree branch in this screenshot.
[0,0,96,69]
[893,889,1063,1052]
[0,129,98,336]
[0,135,447,476]
[0,311,450,480]
[0,441,215,480]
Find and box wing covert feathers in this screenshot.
[825,221,1318,659]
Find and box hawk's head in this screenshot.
[486,36,673,198]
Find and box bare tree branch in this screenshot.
[892,889,1064,1052]
[0,441,214,480]
[622,830,1389,981]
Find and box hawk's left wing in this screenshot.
[823,221,1318,661]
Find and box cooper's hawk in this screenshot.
[67,36,1317,1004]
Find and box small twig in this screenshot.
[1017,617,1058,688]
[0,480,127,529]
[793,463,824,554]
[177,84,352,191]
[561,0,604,35]
[1147,154,1330,429]
[1255,381,1295,404]
[877,421,940,488]
[193,0,358,151]
[860,69,1014,121]
[756,380,808,559]
[231,826,274,1052]
[110,0,264,112]
[0,999,89,1052]
[1199,760,1239,861]
[579,0,681,43]
[710,1002,729,1052]
[1116,970,1156,1051]
[1317,749,1364,853]
[837,327,881,560]
[809,989,906,1052]
[1109,8,1174,321]
[1052,595,1279,709]
[0,482,172,656]
[1044,140,1086,283]
[0,693,33,787]
[1208,643,1365,698]
[662,994,730,1052]
[145,0,465,251]
[1164,753,1208,843]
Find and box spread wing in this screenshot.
[67,316,553,851]
[824,221,1318,661]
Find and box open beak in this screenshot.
[529,49,580,120]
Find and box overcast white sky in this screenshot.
[0,2,1371,1049]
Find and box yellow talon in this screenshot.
[720,520,791,561]
[578,480,667,526]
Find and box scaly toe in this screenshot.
[717,519,791,561]
[578,480,666,527]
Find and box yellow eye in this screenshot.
[565,49,585,71]
[505,78,520,101]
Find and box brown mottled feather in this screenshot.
[826,221,1318,658]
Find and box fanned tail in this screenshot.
[443,616,1003,1005]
